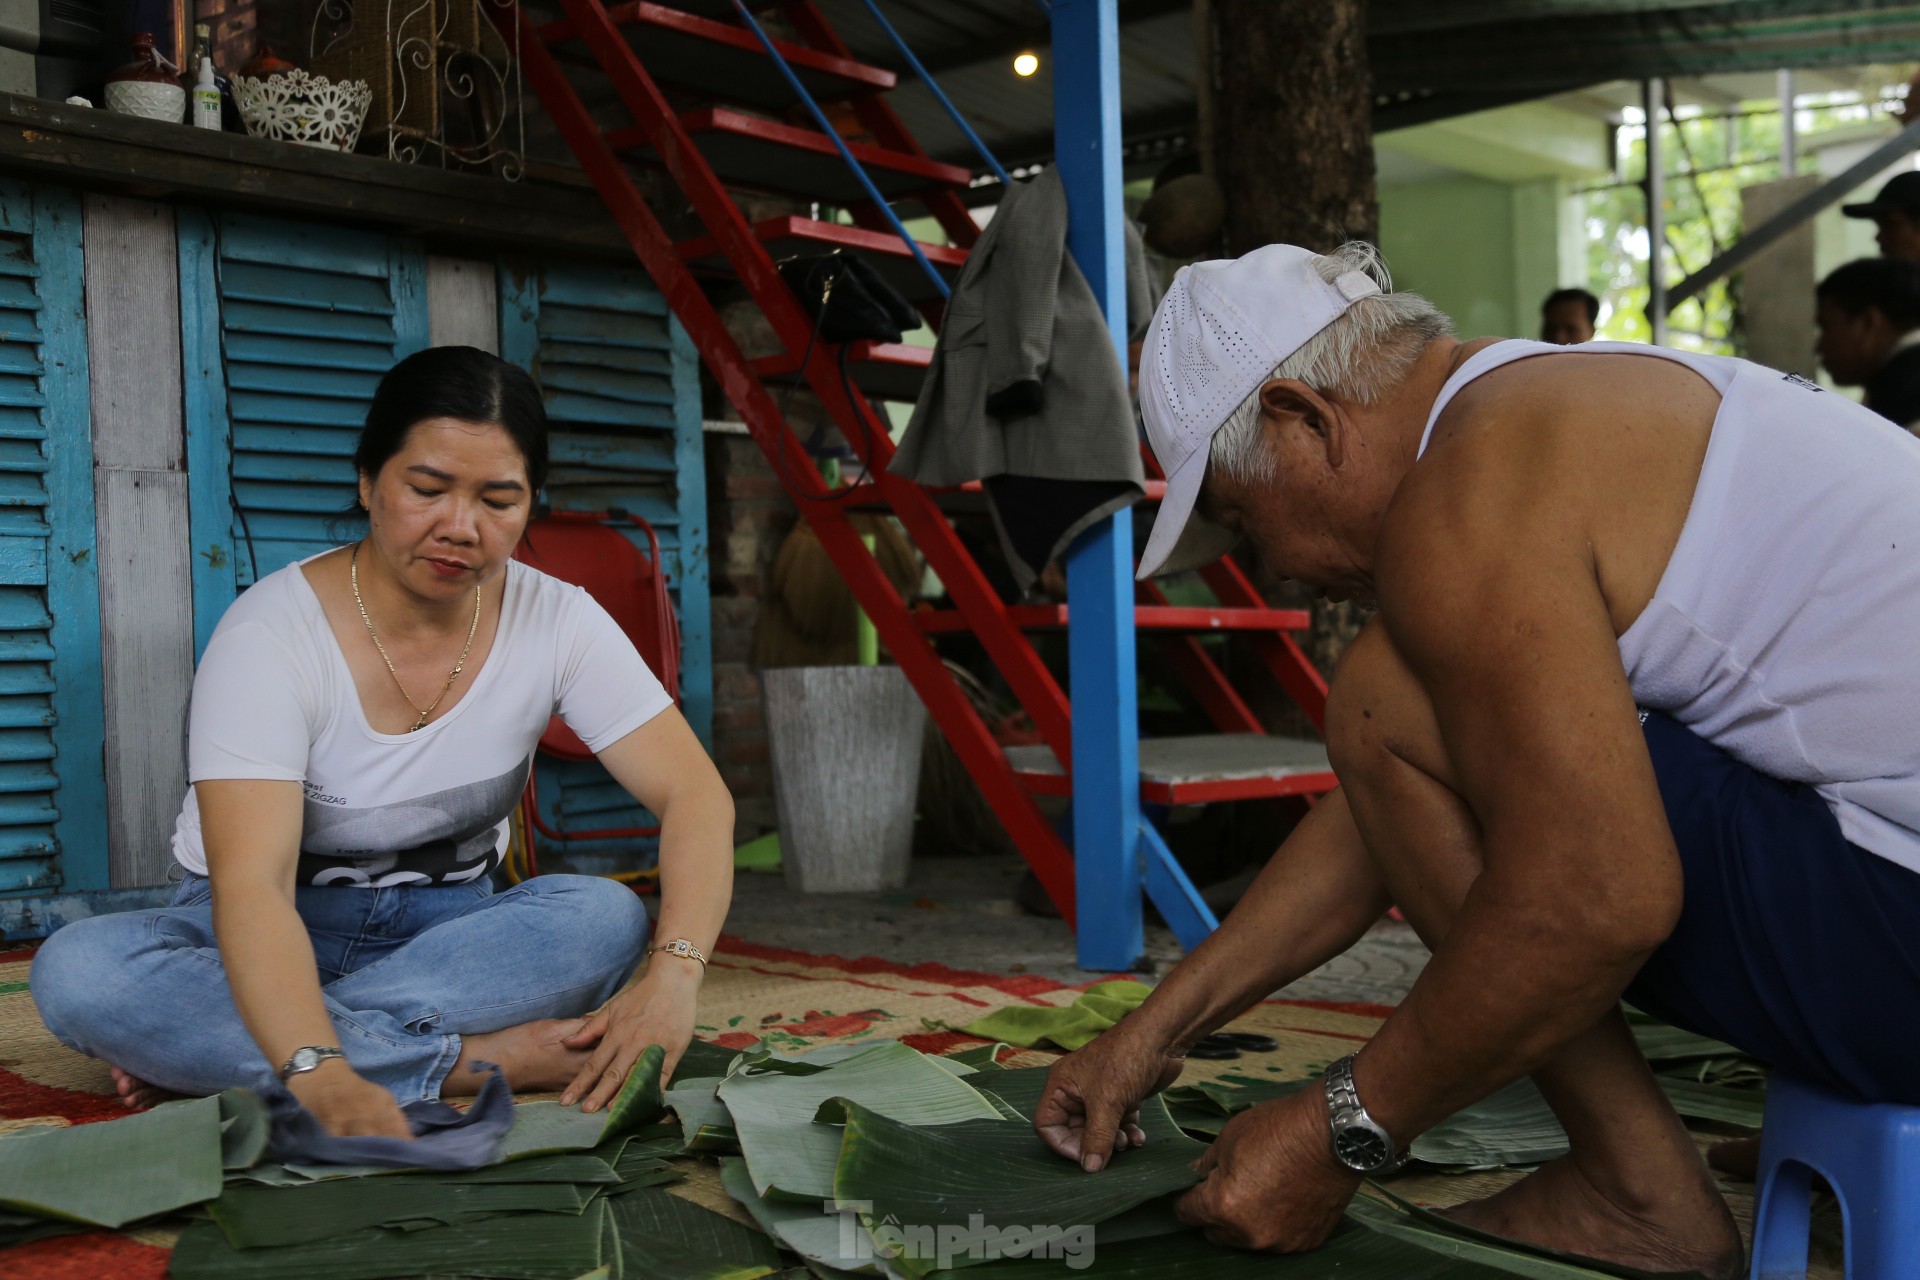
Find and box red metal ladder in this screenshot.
[512,0,1338,929]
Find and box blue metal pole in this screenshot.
[729,0,951,301]
[1052,0,1141,972]
[855,0,1011,187]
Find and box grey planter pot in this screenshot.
[761,665,927,894]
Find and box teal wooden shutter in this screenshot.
[182,212,426,624]
[500,262,712,861]
[0,184,106,895]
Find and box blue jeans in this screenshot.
[29,872,650,1103]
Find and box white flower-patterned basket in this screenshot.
[232,68,372,153]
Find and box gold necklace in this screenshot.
[351,544,482,732]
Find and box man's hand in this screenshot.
[1175,1087,1361,1251]
[287,1060,413,1140]
[1034,1022,1186,1172]
[560,963,699,1112]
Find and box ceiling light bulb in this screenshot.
[1014,52,1039,77]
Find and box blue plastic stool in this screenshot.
[1751,1074,1920,1279]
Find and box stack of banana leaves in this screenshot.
[0,1012,1762,1280]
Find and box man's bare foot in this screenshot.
[443,1019,594,1097]
[1706,1135,1760,1182]
[1442,1154,1744,1280]
[108,1066,182,1111]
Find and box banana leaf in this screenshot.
[605,1186,784,1280]
[0,1092,224,1227]
[718,1040,1003,1202]
[669,1075,741,1153]
[0,1208,82,1250]
[945,1044,1010,1071]
[720,1155,897,1277]
[1342,1196,1645,1278]
[1411,1081,1567,1170]
[1629,1020,1744,1066]
[170,1199,613,1280]
[1363,1185,1710,1280]
[961,1066,1052,1120]
[918,1216,1540,1279]
[1655,1077,1765,1130]
[219,1088,272,1171]
[679,1038,748,1081]
[830,1093,1209,1278]
[206,1178,591,1249]
[602,1151,688,1197]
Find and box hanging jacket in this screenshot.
[889,167,1149,593]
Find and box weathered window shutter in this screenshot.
[0,183,107,896]
[500,262,712,857]
[182,211,427,632]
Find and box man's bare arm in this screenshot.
[1037,789,1390,1169]
[1347,437,1683,1144]
[1121,790,1389,1050]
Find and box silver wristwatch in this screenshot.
[278,1045,346,1082]
[1324,1053,1406,1174]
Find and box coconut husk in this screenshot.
[1139,173,1228,259]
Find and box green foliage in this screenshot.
[1586,96,1907,352]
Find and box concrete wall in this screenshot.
[1378,176,1585,340]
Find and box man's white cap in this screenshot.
[1136,244,1381,579]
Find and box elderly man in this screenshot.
[1034,243,1920,1279]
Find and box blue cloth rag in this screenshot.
[261,1062,514,1170]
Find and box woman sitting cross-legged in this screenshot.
[30,345,733,1140]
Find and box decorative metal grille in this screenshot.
[310,0,525,178]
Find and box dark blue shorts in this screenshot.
[1624,712,1920,1104]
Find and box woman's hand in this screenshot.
[559,960,700,1112]
[286,1060,414,1140]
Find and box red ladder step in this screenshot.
[753,341,930,401]
[604,107,973,204]
[913,605,1311,634]
[539,2,896,111]
[1007,735,1337,806]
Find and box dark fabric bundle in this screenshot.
[261,1062,514,1170]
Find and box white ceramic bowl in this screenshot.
[104,81,185,124]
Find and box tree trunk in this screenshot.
[1207,0,1377,675]
[1210,0,1378,253]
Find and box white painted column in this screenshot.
[83,195,196,889]
[427,256,500,353]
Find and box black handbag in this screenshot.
[778,250,921,345]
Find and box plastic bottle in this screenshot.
[191,56,221,130]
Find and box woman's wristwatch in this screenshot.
[279,1045,346,1081]
[647,938,708,967]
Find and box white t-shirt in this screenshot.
[172,555,673,887]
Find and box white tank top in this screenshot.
[1419,339,1920,874]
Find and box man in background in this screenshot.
[1815,257,1920,432]
[1842,171,1920,264]
[1539,288,1599,344]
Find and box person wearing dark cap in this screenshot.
[1841,171,1920,263]
[1815,257,1920,432]
[1540,287,1600,344]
